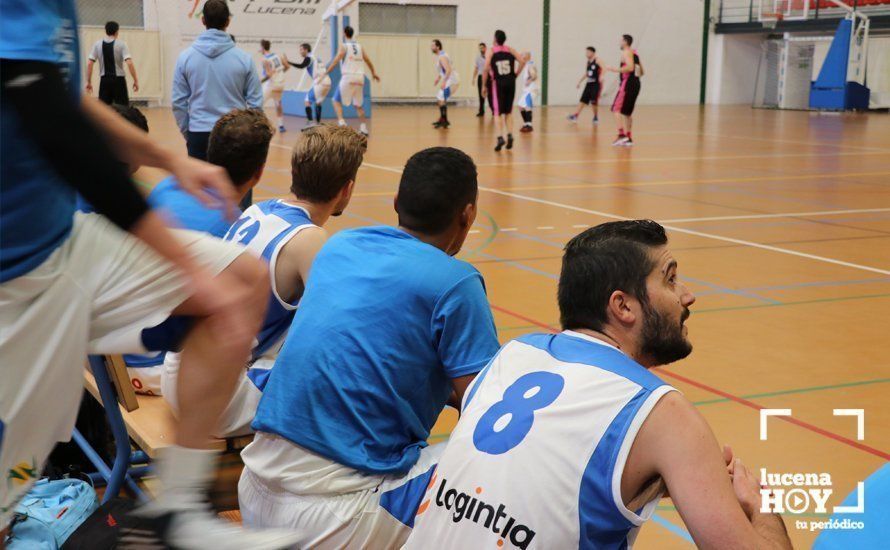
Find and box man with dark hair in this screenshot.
[173,0,263,164]
[430,38,458,129]
[407,221,793,550]
[239,147,500,548]
[324,25,380,136]
[161,123,366,438]
[567,46,603,124]
[85,20,139,105]
[472,42,487,116]
[289,42,331,126]
[482,29,524,151]
[259,39,290,133]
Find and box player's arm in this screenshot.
[126,58,139,92]
[448,374,477,410]
[619,50,635,73]
[363,50,381,82]
[628,392,792,549]
[528,63,537,82]
[85,58,95,94]
[273,225,328,304]
[261,59,272,83]
[1,60,229,289]
[171,56,191,136]
[289,56,311,70]
[637,58,645,77]
[281,53,290,72]
[323,46,346,78]
[472,64,478,80]
[510,47,526,78]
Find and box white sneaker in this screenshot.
[337,119,347,127]
[359,122,369,136]
[119,446,301,550]
[612,135,629,146]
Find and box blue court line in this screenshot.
[651,513,695,545]
[679,275,782,305]
[475,251,559,280]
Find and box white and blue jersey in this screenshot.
[252,226,500,475]
[223,200,316,375]
[406,331,676,549]
[0,0,81,283]
[435,52,458,101]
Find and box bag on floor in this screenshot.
[6,478,98,549]
[62,497,138,550]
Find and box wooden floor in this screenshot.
[138,104,889,549]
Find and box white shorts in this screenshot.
[517,89,537,109]
[160,353,265,438]
[238,434,444,549]
[334,73,365,107]
[308,77,332,105]
[127,363,164,395]
[263,81,285,104]
[0,212,245,526]
[435,80,459,102]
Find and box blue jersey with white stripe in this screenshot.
[0,0,81,282]
[224,200,316,366]
[406,331,676,549]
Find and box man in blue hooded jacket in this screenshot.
[173,0,263,163]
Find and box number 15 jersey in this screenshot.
[405,331,676,550]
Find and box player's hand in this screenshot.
[373,74,381,83]
[132,80,139,93]
[577,82,581,89]
[85,83,93,94]
[482,86,488,98]
[723,445,736,477]
[730,458,762,520]
[169,155,238,220]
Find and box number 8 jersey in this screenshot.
[405,331,676,550]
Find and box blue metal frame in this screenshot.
[73,356,149,504]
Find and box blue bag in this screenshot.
[7,478,99,550]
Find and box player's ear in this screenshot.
[392,192,399,215]
[460,201,477,229]
[608,290,636,325]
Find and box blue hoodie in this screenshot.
[172,29,263,134]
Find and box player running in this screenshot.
[431,39,459,129]
[324,25,380,136]
[482,29,524,152]
[567,46,603,124]
[516,51,537,133]
[606,35,643,146]
[259,39,289,133]
[290,43,331,127]
[406,220,792,550]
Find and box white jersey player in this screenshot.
[517,52,537,132]
[431,39,460,129]
[260,40,290,132]
[407,221,793,550]
[324,25,380,136]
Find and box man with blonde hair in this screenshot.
[162,123,367,438]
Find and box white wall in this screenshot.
[549,0,706,106]
[706,33,763,104]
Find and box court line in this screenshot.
[680,131,890,153]
[488,304,890,461]
[693,377,890,407]
[471,150,889,168]
[660,208,890,224]
[489,170,890,193]
[478,187,890,276]
[360,161,890,275]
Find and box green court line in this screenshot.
[695,292,890,314]
[459,209,499,260]
[692,377,890,407]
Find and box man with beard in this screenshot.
[406,220,792,550]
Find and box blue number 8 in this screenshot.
[473,371,564,455]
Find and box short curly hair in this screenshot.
[290,124,367,203]
[208,109,274,186]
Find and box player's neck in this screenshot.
[398,226,457,255]
[572,327,648,366]
[283,197,333,226]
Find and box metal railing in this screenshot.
[717,0,890,24]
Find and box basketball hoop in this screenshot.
[761,12,784,29]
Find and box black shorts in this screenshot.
[612,78,640,116]
[491,79,515,116]
[580,81,600,105]
[99,76,129,106]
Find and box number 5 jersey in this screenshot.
[405,330,677,550]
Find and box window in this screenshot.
[359,3,457,35]
[76,0,144,28]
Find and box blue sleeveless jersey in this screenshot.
[224,200,316,369]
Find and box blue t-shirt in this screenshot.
[253,226,501,475]
[0,0,81,283]
[146,176,238,238]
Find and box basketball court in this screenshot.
[128,102,890,549]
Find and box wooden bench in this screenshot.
[77,355,251,503]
